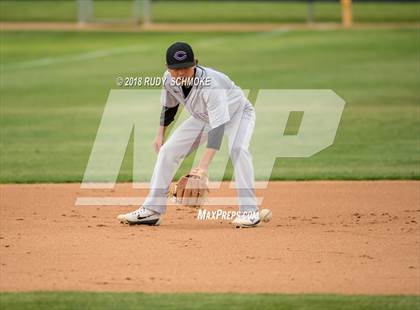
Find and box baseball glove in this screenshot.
[168,168,209,208]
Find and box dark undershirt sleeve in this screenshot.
[160,104,179,126]
[207,123,225,150]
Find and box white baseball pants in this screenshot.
[143,104,257,214]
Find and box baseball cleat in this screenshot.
[232,211,261,228]
[117,207,161,226]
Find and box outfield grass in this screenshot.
[0,29,419,182]
[0,1,419,23]
[0,292,419,310]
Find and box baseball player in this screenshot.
[117,42,260,228]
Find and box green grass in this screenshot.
[0,1,419,23]
[0,292,419,310]
[0,29,419,182]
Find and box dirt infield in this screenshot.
[0,181,419,294]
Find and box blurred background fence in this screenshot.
[0,0,419,25]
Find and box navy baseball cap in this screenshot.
[166,42,195,69]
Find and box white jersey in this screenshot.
[161,66,252,129]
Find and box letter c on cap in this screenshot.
[174,50,187,61]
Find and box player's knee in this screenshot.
[230,145,249,160]
[159,143,172,157]
[160,143,182,161]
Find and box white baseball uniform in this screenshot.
[143,65,257,213]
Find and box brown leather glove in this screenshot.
[168,168,209,208]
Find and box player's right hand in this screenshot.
[153,135,164,153]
